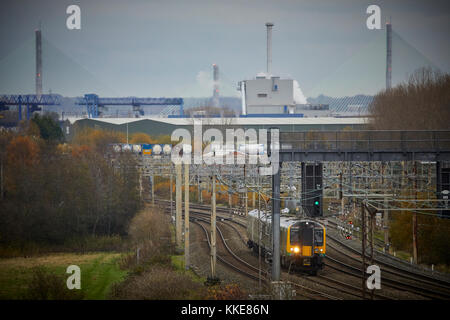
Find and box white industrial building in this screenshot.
[239,23,330,117]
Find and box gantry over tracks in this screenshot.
[277,130,450,162]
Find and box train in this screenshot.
[246,209,326,275]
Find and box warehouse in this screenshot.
[67,116,367,140]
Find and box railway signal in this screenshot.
[313,197,321,216]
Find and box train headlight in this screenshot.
[320,248,323,252]
[294,246,300,253]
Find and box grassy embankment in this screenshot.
[0,206,248,300]
[0,207,208,300]
[0,252,126,299]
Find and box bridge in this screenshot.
[0,93,185,120]
[0,94,61,120]
[273,130,450,212]
[75,94,184,118]
[277,130,450,162]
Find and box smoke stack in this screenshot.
[212,64,219,108]
[240,81,246,115]
[265,22,274,77]
[386,21,392,90]
[36,28,42,98]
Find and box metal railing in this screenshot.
[279,130,450,152]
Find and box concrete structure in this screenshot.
[238,22,314,116]
[212,64,219,108]
[244,76,295,114]
[35,28,42,99]
[266,22,274,76]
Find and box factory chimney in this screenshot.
[386,20,392,90]
[265,22,274,78]
[36,26,42,98]
[212,64,219,108]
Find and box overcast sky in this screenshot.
[0,0,449,98]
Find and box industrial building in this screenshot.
[238,22,330,118]
[67,116,367,140]
[242,76,295,115]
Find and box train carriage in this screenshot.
[247,209,326,275]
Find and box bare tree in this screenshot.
[369,67,450,130]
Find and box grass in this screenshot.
[171,255,206,284]
[0,252,127,299]
[395,250,412,262]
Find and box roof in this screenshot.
[248,209,326,229]
[68,116,367,126]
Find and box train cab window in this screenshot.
[290,227,299,245]
[314,229,324,246]
[301,227,313,246]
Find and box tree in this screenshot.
[369,67,450,130]
[130,133,154,144]
[31,114,64,142]
[0,126,142,247]
[72,128,125,154]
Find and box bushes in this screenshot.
[24,267,84,300]
[206,284,247,300]
[63,235,126,253]
[119,207,174,270]
[111,208,207,299]
[111,265,206,300]
[111,207,248,300]
[390,211,450,265]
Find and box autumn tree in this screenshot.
[369,67,450,266]
[130,132,154,144]
[72,127,125,154]
[0,125,141,248]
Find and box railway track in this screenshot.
[188,210,346,300]
[325,237,450,299]
[325,225,450,288]
[162,203,341,300]
[157,201,248,231]
[154,199,243,215]
[193,217,326,300]
[155,199,248,227]
[152,198,450,299]
[327,217,450,287]
[191,218,264,283]
[157,200,384,299]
